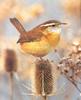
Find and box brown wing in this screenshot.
[25,27,44,41]
[17,31,44,43]
[17,23,46,43]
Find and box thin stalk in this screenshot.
[31,96,35,100]
[42,96,47,100]
[9,72,14,100]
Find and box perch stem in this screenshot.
[42,96,48,100]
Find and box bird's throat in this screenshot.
[46,32,60,47]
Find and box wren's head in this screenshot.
[39,20,67,35]
[38,20,67,47]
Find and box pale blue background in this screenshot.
[0,0,81,100]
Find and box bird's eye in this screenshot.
[52,25,55,27]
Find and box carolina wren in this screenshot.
[10,18,66,57]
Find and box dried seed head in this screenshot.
[4,49,18,72]
[58,51,81,92]
[31,59,60,96]
[69,39,81,57]
[35,59,53,95]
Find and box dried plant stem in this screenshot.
[42,96,47,100]
[31,96,35,100]
[9,72,14,100]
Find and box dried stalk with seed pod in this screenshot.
[4,49,18,100]
[20,59,60,100]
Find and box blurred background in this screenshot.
[0,0,81,100]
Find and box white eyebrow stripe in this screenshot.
[47,27,61,33]
[41,23,56,27]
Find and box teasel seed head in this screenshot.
[31,59,60,96]
[4,49,18,73]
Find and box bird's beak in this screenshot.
[59,22,67,25]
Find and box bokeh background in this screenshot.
[0,0,81,100]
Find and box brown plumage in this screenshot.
[10,18,66,57]
[10,18,44,43]
[10,18,63,43]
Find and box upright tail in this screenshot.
[10,18,26,35]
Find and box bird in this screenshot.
[10,18,66,57]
